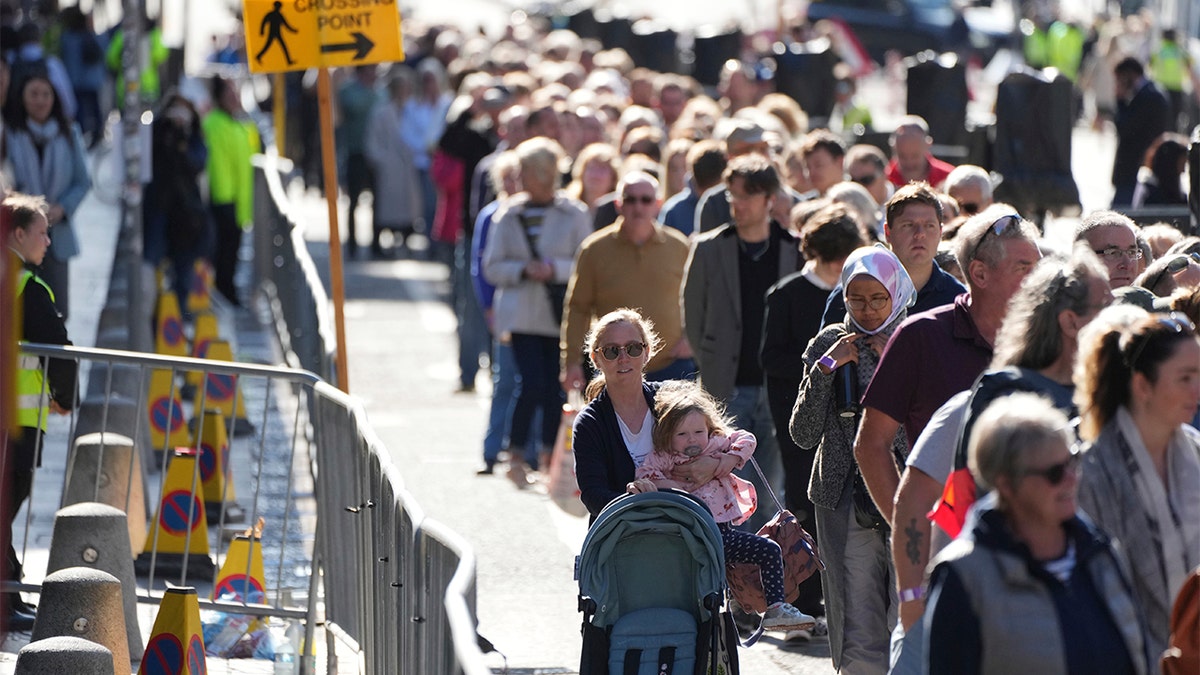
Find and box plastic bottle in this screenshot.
[273,622,298,675]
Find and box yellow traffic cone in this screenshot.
[155,290,189,358]
[148,369,193,453]
[135,448,216,580]
[185,311,221,394]
[139,587,207,675]
[186,259,213,315]
[201,340,253,435]
[193,408,243,524]
[213,526,266,602]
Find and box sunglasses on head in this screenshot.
[595,341,646,361]
[1145,252,1200,292]
[1125,312,1196,369]
[1021,452,1081,486]
[622,194,656,205]
[968,213,1021,262]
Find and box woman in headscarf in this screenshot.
[790,244,916,673]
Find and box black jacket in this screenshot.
[573,381,661,520]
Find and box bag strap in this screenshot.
[515,212,542,260]
[746,456,786,515]
[656,647,675,674]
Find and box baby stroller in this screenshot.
[576,490,740,675]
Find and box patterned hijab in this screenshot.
[840,244,917,336]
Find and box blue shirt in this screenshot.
[660,184,699,236]
[470,200,502,310]
[821,259,965,328]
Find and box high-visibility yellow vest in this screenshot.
[16,270,53,431]
[1152,42,1188,92]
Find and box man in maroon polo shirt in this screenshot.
[851,205,1041,525]
[885,116,956,189]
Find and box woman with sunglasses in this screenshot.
[573,309,741,521]
[924,394,1150,675]
[790,244,916,673]
[1074,313,1200,660]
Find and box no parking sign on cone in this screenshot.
[148,369,193,452]
[185,312,220,394]
[201,340,253,434]
[135,449,215,580]
[139,587,207,675]
[155,291,189,358]
[213,519,267,602]
[193,408,244,523]
[186,260,213,315]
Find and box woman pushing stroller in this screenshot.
[630,381,817,632]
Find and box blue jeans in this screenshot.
[455,237,490,388]
[483,342,540,466]
[646,358,697,382]
[888,615,924,675]
[724,384,784,532]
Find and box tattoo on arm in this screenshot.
[904,518,924,566]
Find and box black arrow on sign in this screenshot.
[320,32,375,60]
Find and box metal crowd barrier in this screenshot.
[11,341,491,673]
[246,150,492,673]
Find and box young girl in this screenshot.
[630,382,816,631]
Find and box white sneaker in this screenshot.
[761,603,816,632]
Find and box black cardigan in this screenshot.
[573,381,661,520]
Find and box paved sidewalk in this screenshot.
[1,170,319,673]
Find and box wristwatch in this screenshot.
[818,354,838,372]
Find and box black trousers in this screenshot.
[3,428,39,587]
[211,203,243,306]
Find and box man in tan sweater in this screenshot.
[560,171,693,390]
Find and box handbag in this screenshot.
[516,213,568,322]
[725,458,824,615]
[548,390,587,517]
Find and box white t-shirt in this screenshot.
[906,390,971,556]
[618,409,655,468]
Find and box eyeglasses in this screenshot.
[1144,252,1200,292]
[1021,452,1081,486]
[595,342,646,361]
[1093,246,1144,262]
[851,173,879,186]
[1126,312,1196,369]
[845,296,890,311]
[968,213,1021,263]
[622,194,655,205]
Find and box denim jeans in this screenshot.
[888,614,924,675]
[483,342,540,466]
[724,384,783,532]
[645,358,697,382]
[455,237,490,388]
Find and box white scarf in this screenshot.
[1115,407,1200,598]
[6,119,75,207]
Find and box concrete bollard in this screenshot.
[46,503,145,658]
[62,433,147,554]
[32,567,132,673]
[14,636,114,675]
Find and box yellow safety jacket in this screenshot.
[16,270,53,431]
[1152,42,1189,92]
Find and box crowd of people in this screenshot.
[3,1,1200,671]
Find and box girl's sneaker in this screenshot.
[762,602,816,631]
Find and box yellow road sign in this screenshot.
[243,0,405,73]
